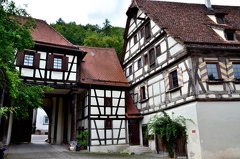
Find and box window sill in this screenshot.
[233,79,240,84]
[139,99,148,103]
[206,79,224,84]
[168,86,181,92]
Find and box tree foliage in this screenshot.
[0,0,48,120]
[147,110,192,158]
[51,18,124,58]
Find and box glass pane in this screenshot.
[233,64,240,79]
[171,70,178,88]
[207,64,219,80]
[24,54,34,66]
[53,57,62,69]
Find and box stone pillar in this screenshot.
[70,89,77,141]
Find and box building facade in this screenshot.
[121,0,240,158]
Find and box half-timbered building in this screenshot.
[121,0,240,158]
[0,18,137,152]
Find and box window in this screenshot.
[225,30,235,41]
[145,22,151,39]
[207,63,220,80]
[47,54,68,71]
[24,54,34,66]
[43,115,49,125]
[134,34,137,44]
[165,68,183,91]
[129,65,133,75]
[232,63,240,79]
[149,48,155,68]
[105,119,112,129]
[140,28,144,39]
[16,50,40,68]
[139,85,148,102]
[169,70,179,89]
[156,45,161,57]
[216,13,225,24]
[104,97,112,106]
[53,57,63,69]
[144,54,148,65]
[137,58,142,70]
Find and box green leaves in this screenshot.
[0,0,47,120]
[51,18,124,59]
[147,110,192,158]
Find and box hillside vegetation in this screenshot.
[51,18,125,58]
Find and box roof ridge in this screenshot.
[78,45,115,50]
[34,18,74,46]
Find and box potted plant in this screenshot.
[76,130,88,150]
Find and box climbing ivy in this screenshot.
[147,110,192,158]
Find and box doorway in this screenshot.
[128,119,140,145]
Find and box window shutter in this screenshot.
[16,52,24,66]
[227,62,234,81]
[144,85,148,100]
[62,56,69,71]
[219,62,228,81]
[177,68,183,87]
[34,53,40,68]
[164,73,170,91]
[47,54,53,69]
[138,87,141,102]
[199,62,208,81]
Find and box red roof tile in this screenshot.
[32,19,75,47]
[129,0,240,45]
[79,46,129,87]
[125,92,143,119]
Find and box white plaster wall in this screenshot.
[35,108,48,133]
[196,101,240,159]
[141,102,202,159]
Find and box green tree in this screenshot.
[0,0,48,121]
[51,19,124,59]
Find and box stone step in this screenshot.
[121,145,154,155]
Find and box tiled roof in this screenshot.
[125,92,143,119]
[80,46,129,87]
[32,18,76,47]
[130,0,240,45]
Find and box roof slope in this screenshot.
[31,18,76,47]
[129,0,240,45]
[80,46,129,87]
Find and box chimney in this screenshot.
[205,0,212,10]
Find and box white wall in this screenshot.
[196,102,240,159]
[36,108,48,134]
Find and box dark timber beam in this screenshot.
[70,89,78,141]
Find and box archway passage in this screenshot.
[31,108,49,143]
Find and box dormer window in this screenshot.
[225,30,235,41]
[215,13,225,24]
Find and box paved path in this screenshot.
[4,135,167,159]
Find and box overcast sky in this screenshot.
[13,0,240,28]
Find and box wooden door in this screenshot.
[142,125,148,146]
[129,119,140,145]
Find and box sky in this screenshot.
[13,0,240,28]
